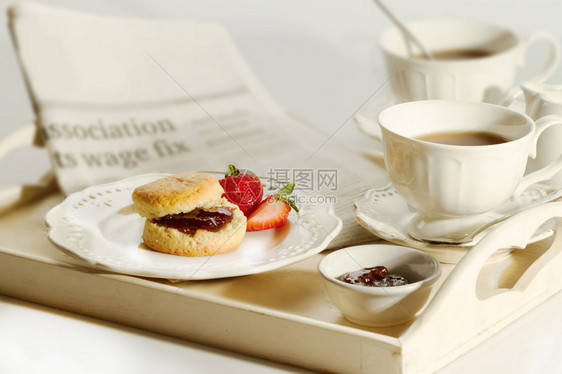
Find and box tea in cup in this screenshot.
[378,100,562,242]
[379,18,560,104]
[522,82,562,187]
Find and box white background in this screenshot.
[1,0,562,373]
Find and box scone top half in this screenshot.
[133,173,227,220]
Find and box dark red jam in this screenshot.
[153,207,233,235]
[337,266,408,287]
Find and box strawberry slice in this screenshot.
[219,165,263,216]
[246,184,299,232]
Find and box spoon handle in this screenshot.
[373,0,433,59]
[467,187,562,241]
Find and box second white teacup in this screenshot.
[379,18,560,104]
[379,100,562,242]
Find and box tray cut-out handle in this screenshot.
[401,202,562,374]
[0,122,56,214]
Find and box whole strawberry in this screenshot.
[246,183,299,232]
[219,165,263,216]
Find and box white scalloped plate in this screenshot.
[45,173,342,280]
[354,184,555,264]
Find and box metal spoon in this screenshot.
[413,187,562,244]
[373,0,433,59]
[465,187,562,241]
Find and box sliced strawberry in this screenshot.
[219,165,263,216]
[246,183,299,232]
[246,195,291,232]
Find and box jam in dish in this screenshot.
[337,266,409,287]
[153,207,234,235]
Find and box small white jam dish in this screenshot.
[318,244,441,327]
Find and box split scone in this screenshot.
[132,173,247,256]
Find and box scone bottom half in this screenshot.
[132,173,247,257]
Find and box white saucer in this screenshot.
[353,184,555,264]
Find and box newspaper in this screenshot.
[9,1,389,248]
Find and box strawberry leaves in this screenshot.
[225,164,241,177]
[275,183,299,213]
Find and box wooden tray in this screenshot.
[1,126,562,373]
[2,187,562,373]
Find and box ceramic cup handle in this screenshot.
[514,115,562,196]
[520,32,561,83]
[503,32,561,106]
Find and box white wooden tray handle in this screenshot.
[0,122,56,215]
[401,202,562,373]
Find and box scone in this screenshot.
[132,172,247,256]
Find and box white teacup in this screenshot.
[378,100,562,242]
[380,18,560,104]
[522,82,562,187]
